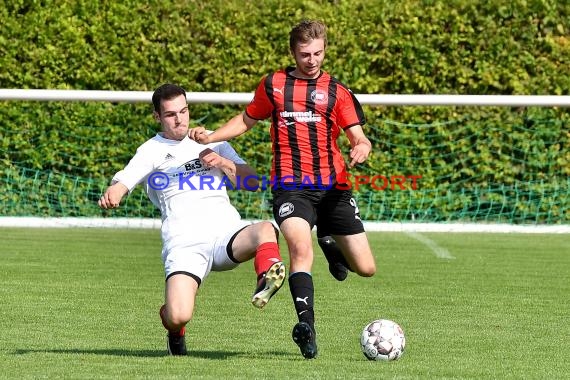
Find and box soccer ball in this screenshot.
[360,319,406,361]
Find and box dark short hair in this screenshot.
[289,20,327,51]
[152,84,186,114]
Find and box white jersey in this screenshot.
[113,133,246,246]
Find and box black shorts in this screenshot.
[271,187,365,236]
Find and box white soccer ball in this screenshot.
[360,319,406,361]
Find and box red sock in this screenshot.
[254,242,282,277]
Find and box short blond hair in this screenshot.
[289,20,327,50]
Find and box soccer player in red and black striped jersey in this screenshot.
[190,20,377,359]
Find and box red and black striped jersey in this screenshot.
[245,66,365,186]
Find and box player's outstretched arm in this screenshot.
[98,182,129,209]
[189,112,257,145]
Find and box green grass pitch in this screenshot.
[1,228,569,379]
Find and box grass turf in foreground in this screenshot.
[0,228,568,379]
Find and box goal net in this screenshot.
[0,94,568,228]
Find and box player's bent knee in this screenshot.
[259,221,279,241]
[167,307,193,328]
[250,221,279,245]
[290,240,312,253]
[355,263,376,277]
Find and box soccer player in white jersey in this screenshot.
[98,83,286,356]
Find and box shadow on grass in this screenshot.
[12,348,295,359]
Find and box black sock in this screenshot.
[317,235,351,270]
[289,272,315,328]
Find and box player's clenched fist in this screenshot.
[188,126,211,144]
[98,183,128,209]
[199,148,224,169]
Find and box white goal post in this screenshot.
[1,89,569,233]
[1,89,570,107]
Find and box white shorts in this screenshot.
[162,220,252,284]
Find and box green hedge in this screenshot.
[2,0,569,95]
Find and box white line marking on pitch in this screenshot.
[404,231,455,259]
